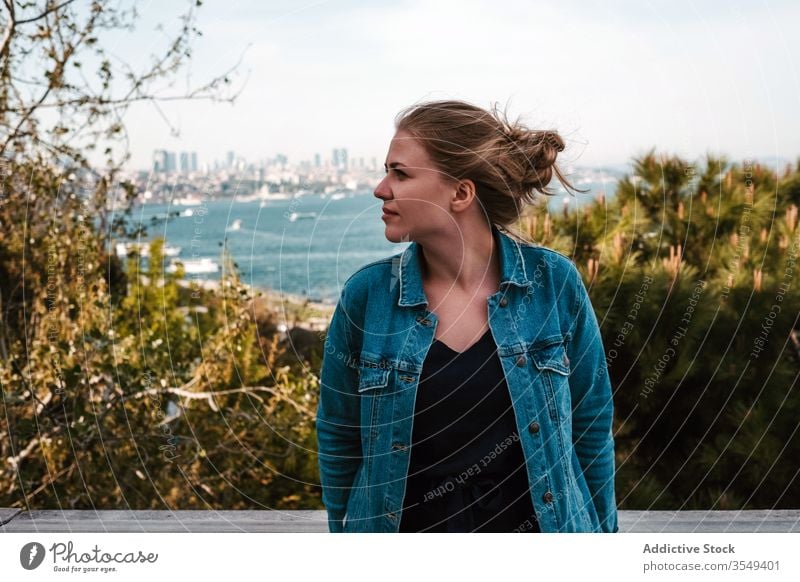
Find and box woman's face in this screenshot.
[373,129,459,243]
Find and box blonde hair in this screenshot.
[394,99,587,228]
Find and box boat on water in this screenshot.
[330,192,346,201]
[233,193,261,203]
[115,242,181,258]
[166,257,219,274]
[226,219,243,232]
[255,186,292,201]
[288,212,317,222]
[173,195,203,206]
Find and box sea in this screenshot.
[121,178,616,304]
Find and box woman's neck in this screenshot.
[419,224,500,293]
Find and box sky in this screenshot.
[95,0,800,171]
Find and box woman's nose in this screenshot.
[374,176,390,199]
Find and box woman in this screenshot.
[316,99,618,533]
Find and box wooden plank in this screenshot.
[1,509,798,533]
[0,508,21,527]
[620,510,800,533]
[2,510,330,533]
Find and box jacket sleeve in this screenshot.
[316,285,362,533]
[565,265,619,533]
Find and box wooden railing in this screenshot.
[2,509,798,532]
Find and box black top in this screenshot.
[399,328,540,533]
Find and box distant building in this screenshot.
[177,151,198,173]
[153,149,177,173]
[153,150,168,173]
[332,147,348,171]
[314,153,321,168]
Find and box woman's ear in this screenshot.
[451,178,477,213]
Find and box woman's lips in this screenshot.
[382,208,398,217]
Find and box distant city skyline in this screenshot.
[146,147,384,175]
[143,146,795,177]
[100,0,800,172]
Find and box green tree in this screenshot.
[518,152,800,510]
[0,1,323,511]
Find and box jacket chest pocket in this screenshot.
[530,341,571,424]
[356,356,416,395]
[357,364,391,393]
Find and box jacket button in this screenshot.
[391,442,408,451]
[528,421,540,433]
[516,355,526,367]
[499,297,508,307]
[542,491,554,503]
[417,316,431,326]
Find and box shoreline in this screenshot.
[177,277,335,331]
[257,287,336,314]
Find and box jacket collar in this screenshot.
[396,223,531,307]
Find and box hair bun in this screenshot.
[542,131,565,153]
[503,127,565,153]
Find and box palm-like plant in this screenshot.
[517,151,800,510]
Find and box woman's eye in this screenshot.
[384,168,407,179]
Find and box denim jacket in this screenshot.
[316,223,619,533]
